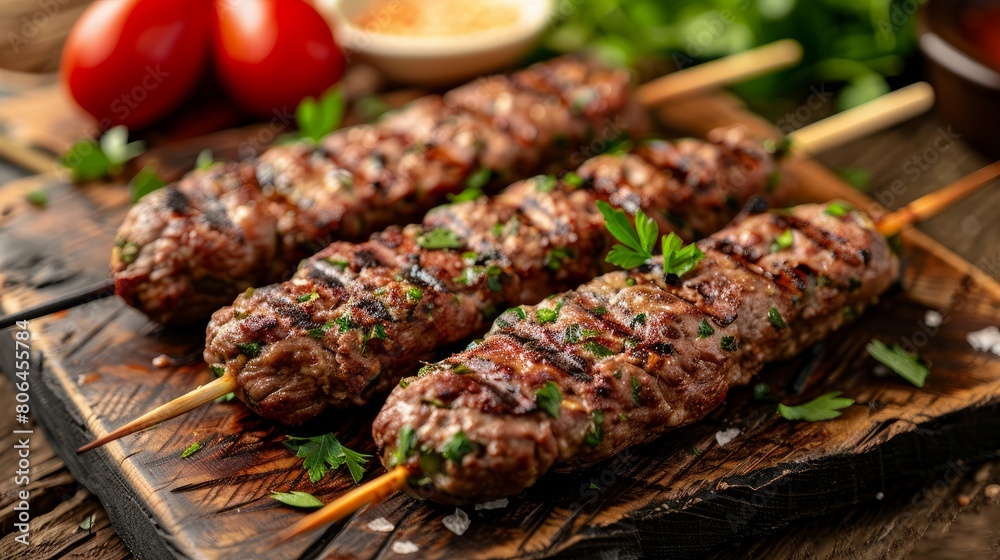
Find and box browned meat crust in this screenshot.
[112,57,647,325]
[203,127,773,424]
[372,203,899,503]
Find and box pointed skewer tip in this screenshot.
[76,373,238,454]
[271,466,412,546]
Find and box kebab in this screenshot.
[0,41,805,329]
[77,84,937,452]
[275,164,1000,540]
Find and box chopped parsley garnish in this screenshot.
[195,149,214,170]
[492,223,504,237]
[236,341,262,358]
[626,277,636,286]
[129,166,167,203]
[406,286,423,301]
[698,319,715,338]
[535,381,563,418]
[25,189,48,208]
[211,365,235,401]
[545,247,572,271]
[270,491,324,509]
[62,125,144,181]
[768,306,787,329]
[631,376,642,405]
[452,363,472,374]
[286,433,371,484]
[115,239,141,265]
[866,340,930,387]
[770,229,794,253]
[181,441,202,458]
[448,186,484,204]
[297,291,319,303]
[465,167,492,191]
[392,425,418,467]
[563,171,584,188]
[335,314,355,332]
[441,432,474,464]
[823,201,853,218]
[849,278,862,291]
[584,410,604,446]
[509,306,527,320]
[777,391,854,422]
[584,341,614,358]
[362,324,388,349]
[631,313,646,327]
[597,200,659,269]
[661,232,705,278]
[295,87,344,144]
[308,321,335,338]
[753,382,771,401]
[720,336,737,351]
[416,227,463,250]
[766,169,782,192]
[326,258,349,270]
[592,305,608,316]
[536,174,558,193]
[537,302,562,325]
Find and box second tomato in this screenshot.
[211,0,345,118]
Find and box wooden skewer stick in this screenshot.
[636,39,803,106]
[786,82,935,155]
[270,160,1000,542]
[876,160,1000,237]
[272,466,411,545]
[76,373,238,453]
[0,278,115,330]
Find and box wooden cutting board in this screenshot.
[0,91,998,560]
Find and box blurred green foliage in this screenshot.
[537,0,920,114]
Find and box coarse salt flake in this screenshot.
[715,427,740,447]
[924,310,943,328]
[967,326,1000,356]
[391,540,419,554]
[442,508,470,535]
[367,517,395,532]
[475,498,509,510]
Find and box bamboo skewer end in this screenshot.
[271,466,412,546]
[76,372,238,454]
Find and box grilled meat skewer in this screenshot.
[113,56,647,325]
[203,127,773,424]
[372,202,897,503]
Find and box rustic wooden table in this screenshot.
[0,110,998,559]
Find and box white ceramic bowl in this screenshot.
[316,0,553,86]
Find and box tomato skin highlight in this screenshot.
[211,0,345,118]
[60,0,211,130]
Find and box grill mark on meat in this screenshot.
[787,215,866,266]
[305,264,345,287]
[402,262,448,292]
[161,188,191,214]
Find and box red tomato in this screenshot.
[60,0,211,130]
[211,0,345,118]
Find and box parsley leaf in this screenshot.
[180,441,202,458]
[698,319,714,338]
[866,340,930,387]
[129,166,166,202]
[584,410,604,446]
[296,87,345,143]
[236,341,262,358]
[286,433,371,484]
[195,149,214,171]
[25,189,48,208]
[61,125,145,181]
[270,491,324,509]
[824,201,853,217]
[442,431,475,463]
[535,381,563,418]
[465,167,492,191]
[597,200,659,269]
[768,306,787,329]
[720,336,737,351]
[417,228,463,250]
[536,174,558,192]
[392,425,418,467]
[770,229,794,253]
[777,391,854,422]
[584,341,615,358]
[661,232,705,278]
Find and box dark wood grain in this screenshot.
[1,93,999,560]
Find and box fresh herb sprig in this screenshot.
[295,87,345,144]
[597,201,705,277]
[62,125,145,181]
[285,433,371,484]
[777,391,854,422]
[866,340,930,387]
[270,491,324,509]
